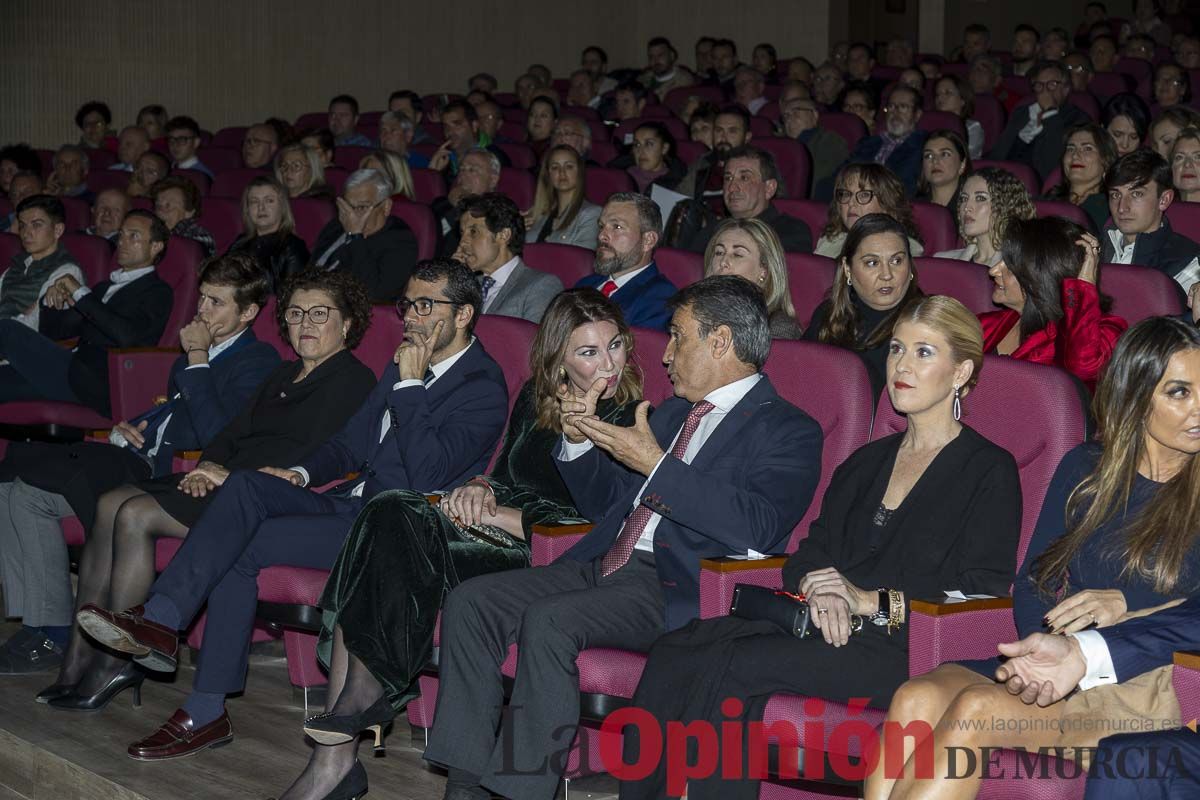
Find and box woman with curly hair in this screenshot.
[937,166,1035,266]
[41,269,377,711]
[1047,123,1118,234]
[814,163,925,258]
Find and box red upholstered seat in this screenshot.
[495,142,535,169]
[913,257,996,314]
[1102,263,1186,324]
[86,170,132,195]
[784,253,835,326]
[156,236,204,347]
[916,110,966,140]
[0,232,21,266]
[211,127,247,148]
[59,197,90,231]
[211,168,267,199]
[332,146,373,173]
[1034,199,1094,230]
[62,232,115,285]
[1089,72,1135,102]
[1165,201,1200,240]
[496,169,535,210]
[172,168,211,196]
[522,242,595,288]
[197,196,243,253]
[631,326,672,404]
[583,167,635,206]
[653,247,702,288]
[409,168,447,204]
[972,92,1006,153]
[388,199,436,260]
[197,147,243,175]
[753,137,812,200]
[772,199,830,246]
[289,197,335,250]
[293,112,328,130]
[911,201,958,254]
[816,111,869,152]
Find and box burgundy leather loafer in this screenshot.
[76,603,179,672]
[127,709,233,761]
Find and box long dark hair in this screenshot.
[998,217,1112,340]
[1048,123,1117,202]
[916,128,972,200]
[1033,317,1200,596]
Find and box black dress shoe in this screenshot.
[0,631,63,675]
[304,695,394,750]
[34,681,77,704]
[47,663,144,712]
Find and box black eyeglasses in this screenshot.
[397,297,458,317]
[284,305,337,325]
[836,189,877,205]
[1031,80,1063,92]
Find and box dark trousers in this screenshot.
[423,552,666,800]
[150,469,361,694]
[0,319,81,405]
[1085,730,1200,800]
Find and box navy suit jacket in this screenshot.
[1102,595,1200,682]
[848,130,928,195]
[575,262,677,331]
[128,330,280,476]
[556,376,823,631]
[297,340,508,499]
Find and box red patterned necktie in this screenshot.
[600,279,618,297]
[599,400,716,576]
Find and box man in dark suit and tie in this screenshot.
[988,60,1089,182]
[77,258,510,761]
[0,209,173,416]
[575,193,679,331]
[995,597,1200,799]
[426,275,824,800]
[0,253,279,674]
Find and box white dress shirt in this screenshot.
[70,266,156,304]
[559,373,762,553]
[480,257,520,313]
[1107,226,1200,291]
[1018,102,1059,145]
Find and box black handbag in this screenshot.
[729,584,863,640]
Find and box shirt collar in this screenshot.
[108,265,155,285]
[428,336,475,384]
[209,327,247,360]
[486,256,521,288]
[177,156,199,169]
[703,373,762,413]
[609,263,652,290]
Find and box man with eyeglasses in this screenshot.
[378,110,430,168]
[76,257,509,760]
[1154,62,1191,109]
[431,148,503,258]
[1063,52,1095,93]
[165,115,213,179]
[240,123,279,170]
[847,84,927,194]
[312,168,418,302]
[990,60,1089,181]
[109,126,150,173]
[732,66,769,115]
[780,97,848,201]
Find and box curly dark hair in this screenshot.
[958,166,1035,251]
[74,101,112,130]
[275,268,373,350]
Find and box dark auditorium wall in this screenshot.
[942,0,1093,54]
[2,0,832,148]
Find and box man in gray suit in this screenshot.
[452,192,563,323]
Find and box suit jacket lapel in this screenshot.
[688,377,777,470]
[487,260,526,313]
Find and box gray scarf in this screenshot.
[0,245,76,321]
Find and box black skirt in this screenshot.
[135,472,213,527]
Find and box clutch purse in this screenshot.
[729,584,863,640]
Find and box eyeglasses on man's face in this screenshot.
[397,297,458,317]
[284,305,337,325]
[1032,80,1063,92]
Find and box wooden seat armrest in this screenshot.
[1174,651,1200,670]
[699,555,789,572]
[175,449,202,460]
[909,596,1014,615]
[531,522,594,537]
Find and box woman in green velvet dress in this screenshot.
[273,288,645,800]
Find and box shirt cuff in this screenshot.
[71,286,91,302]
[558,436,594,460]
[290,466,311,487]
[108,427,129,448]
[1069,629,1117,690]
[392,379,423,390]
[185,363,210,370]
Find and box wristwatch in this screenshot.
[870,588,890,626]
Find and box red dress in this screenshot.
[977,278,1128,390]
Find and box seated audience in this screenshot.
[1125,32,1159,62]
[787,56,815,84]
[0,195,85,331]
[1177,34,1200,68]
[165,116,212,179]
[1124,2,1172,46]
[933,75,984,159]
[473,99,506,145]
[275,288,644,799]
[1040,26,1071,61]
[1011,24,1042,77]
[752,42,779,77]
[425,273,823,800]
[780,95,849,200]
[848,84,927,194]
[1101,149,1200,294]
[0,254,278,675]
[916,129,971,217]
[432,147,502,256]
[983,216,1126,388]
[1063,51,1095,94]
[990,61,1089,181]
[227,176,310,290]
[75,101,113,149]
[693,35,716,79]
[387,90,431,144]
[525,95,558,163]
[86,187,130,242]
[46,145,93,204]
[937,166,1036,267]
[707,38,741,88]
[378,111,430,168]
[841,80,880,131]
[358,149,414,199]
[812,62,846,110]
[312,168,418,302]
[151,176,216,257]
[549,116,594,162]
[514,73,542,110]
[1171,127,1200,202]
[612,82,649,123]
[687,102,719,150]
[0,209,172,415]
[575,192,677,330]
[0,144,42,195]
[1150,106,1200,159]
[111,126,150,172]
[1056,124,1121,236]
[626,294,1020,800]
[136,105,168,141]
[468,73,497,94]
[75,259,508,759]
[1090,34,1120,73]
[524,144,602,249]
[871,316,1200,800]
[676,105,752,200]
[959,23,991,63]
[703,217,803,338]
[47,269,373,716]
[732,66,769,115]
[328,94,371,147]
[275,143,332,201]
[240,123,279,171]
[299,128,336,169]
[609,121,687,194]
[0,172,42,233]
[1103,92,1152,157]
[566,69,600,109]
[969,53,1020,114]
[641,36,695,97]
[452,192,562,322]
[429,100,509,177]
[897,67,925,92]
[1154,62,1191,110]
[845,41,879,86]
[815,163,925,258]
[581,45,617,94]
[128,151,170,199]
[807,213,925,394]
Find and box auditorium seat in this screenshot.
[0,232,21,266]
[197,196,244,253]
[631,326,672,404]
[653,247,703,288]
[756,101,781,122]
[86,170,132,195]
[1034,199,1093,230]
[1041,166,1064,195]
[784,252,835,325]
[816,111,869,152]
[388,199,436,260]
[911,201,958,254]
[916,110,966,141]
[972,92,1006,153]
[913,256,996,314]
[752,137,811,200]
[1165,201,1200,240]
[972,159,1040,197]
[61,232,114,285]
[197,147,243,175]
[664,85,725,115]
[673,140,708,166]
[156,236,205,347]
[289,197,335,250]
[772,199,830,244]
[173,168,212,196]
[332,146,373,173]
[211,126,247,148]
[522,242,595,288]
[1102,263,1186,323]
[1067,90,1101,120]
[748,116,775,137]
[59,197,91,232]
[496,169,535,210]
[501,107,527,124]
[495,141,535,169]
[1115,56,1153,83]
[251,297,290,359]
[325,167,349,196]
[562,105,601,122]
[583,167,635,206]
[85,149,116,171]
[1000,74,1031,99]
[1089,71,1136,102]
[211,168,267,199]
[293,112,328,131]
[409,167,447,204]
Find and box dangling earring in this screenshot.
[952,385,962,421]
[846,273,852,287]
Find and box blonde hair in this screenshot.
[359,149,414,200]
[239,176,296,238]
[528,144,587,233]
[895,295,984,393]
[702,218,796,321]
[274,144,326,196]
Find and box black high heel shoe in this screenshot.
[46,663,144,712]
[35,681,77,704]
[303,696,394,750]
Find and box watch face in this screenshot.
[872,616,889,626]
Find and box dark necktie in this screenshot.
[479,274,496,305]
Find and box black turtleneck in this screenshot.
[803,293,897,397]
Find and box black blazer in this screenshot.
[782,425,1021,603]
[227,232,310,292]
[312,216,418,302]
[989,102,1090,181]
[127,329,281,475]
[298,340,509,498]
[41,272,173,416]
[557,376,824,631]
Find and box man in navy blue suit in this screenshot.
[426,275,824,800]
[0,252,278,674]
[846,83,927,194]
[995,596,1200,798]
[575,192,678,331]
[77,258,510,761]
